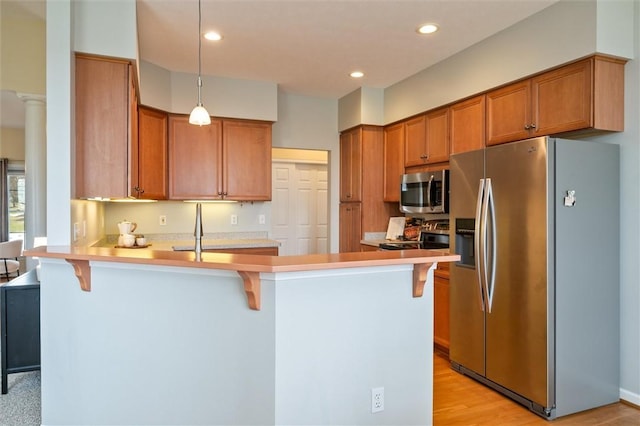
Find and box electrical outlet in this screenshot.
[371,387,384,413]
[73,222,79,242]
[159,215,167,226]
[231,214,238,225]
[259,214,266,224]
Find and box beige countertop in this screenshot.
[25,246,459,311]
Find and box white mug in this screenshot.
[136,237,146,246]
[122,234,136,247]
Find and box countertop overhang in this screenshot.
[25,246,459,310]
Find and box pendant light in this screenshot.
[189,0,211,126]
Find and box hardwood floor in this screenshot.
[433,352,640,425]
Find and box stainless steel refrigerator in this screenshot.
[449,136,620,419]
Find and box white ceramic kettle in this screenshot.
[117,220,137,235]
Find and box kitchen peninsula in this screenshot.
[26,246,458,425]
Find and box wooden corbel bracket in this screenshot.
[66,259,91,291]
[412,262,434,298]
[238,270,261,310]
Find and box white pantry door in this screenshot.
[272,161,328,255]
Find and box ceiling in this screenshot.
[2,0,559,128]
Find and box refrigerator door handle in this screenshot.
[485,178,497,313]
[480,178,491,313]
[474,179,486,312]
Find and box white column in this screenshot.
[17,93,46,268]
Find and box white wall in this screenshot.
[40,259,433,425]
[46,0,73,245]
[73,0,137,61]
[104,201,271,238]
[272,91,339,252]
[383,0,603,124]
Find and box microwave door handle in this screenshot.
[474,179,486,312]
[427,174,434,209]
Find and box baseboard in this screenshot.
[620,388,640,407]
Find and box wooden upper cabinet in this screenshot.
[404,109,449,167]
[340,128,362,202]
[168,116,272,201]
[486,80,531,145]
[168,115,223,200]
[450,95,486,155]
[487,56,625,145]
[137,106,168,200]
[222,119,272,201]
[75,54,134,199]
[383,122,404,202]
[425,107,450,163]
[403,115,426,167]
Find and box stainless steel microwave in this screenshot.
[400,170,449,214]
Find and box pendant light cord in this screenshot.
[197,0,203,105]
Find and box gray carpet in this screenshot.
[0,371,41,426]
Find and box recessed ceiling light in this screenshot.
[417,24,439,35]
[350,71,364,78]
[204,31,222,41]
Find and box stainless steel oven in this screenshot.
[400,169,449,214]
[379,221,449,250]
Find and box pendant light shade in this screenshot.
[189,0,211,126]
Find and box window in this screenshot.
[7,165,25,242]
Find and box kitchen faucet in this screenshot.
[194,203,203,256]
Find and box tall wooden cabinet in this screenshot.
[169,116,272,201]
[339,126,398,253]
[136,106,168,200]
[75,53,138,199]
[340,130,362,202]
[487,55,625,145]
[382,122,404,202]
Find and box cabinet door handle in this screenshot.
[530,123,537,129]
[524,124,531,130]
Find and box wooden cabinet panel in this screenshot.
[434,274,450,352]
[486,80,531,146]
[533,58,592,136]
[222,119,272,201]
[425,107,449,163]
[137,106,168,200]
[450,95,485,154]
[75,54,132,199]
[339,202,361,253]
[403,115,427,167]
[383,123,404,202]
[168,115,223,200]
[340,129,362,202]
